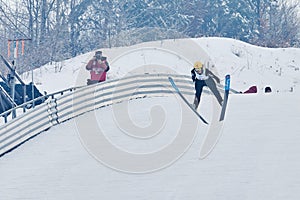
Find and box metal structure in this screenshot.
[0,73,235,157]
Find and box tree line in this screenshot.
[0,0,299,72]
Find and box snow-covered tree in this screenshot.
[0,0,299,72]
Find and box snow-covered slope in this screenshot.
[1,37,300,199]
[21,37,300,94]
[0,93,300,199]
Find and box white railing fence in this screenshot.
[0,74,200,157]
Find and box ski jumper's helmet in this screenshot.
[194,61,203,70]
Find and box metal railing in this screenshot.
[0,73,237,157]
[0,74,197,157]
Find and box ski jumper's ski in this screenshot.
[168,77,209,124]
[219,74,230,121]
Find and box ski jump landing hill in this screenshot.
[1,38,300,199]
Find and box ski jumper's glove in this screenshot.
[191,69,196,82]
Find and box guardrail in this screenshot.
[0,74,195,156]
[0,73,231,157]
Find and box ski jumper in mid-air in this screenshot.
[191,61,223,109]
[86,51,110,85]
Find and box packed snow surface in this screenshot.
[1,37,300,199]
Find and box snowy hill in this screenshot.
[1,37,300,200]
[21,37,300,94]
